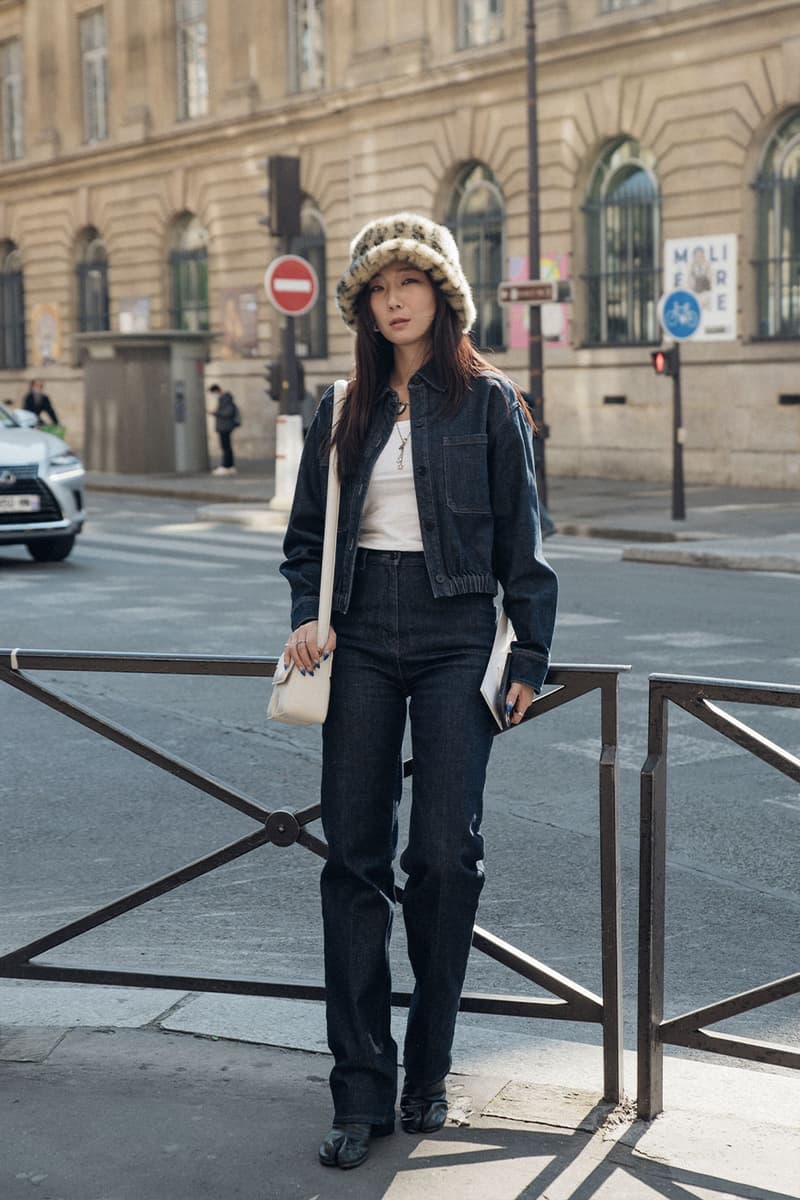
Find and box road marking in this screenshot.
[625,631,758,649]
[553,732,746,771]
[764,796,800,812]
[556,613,620,626]
[72,545,218,569]
[82,530,283,563]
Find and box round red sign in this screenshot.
[264,255,319,317]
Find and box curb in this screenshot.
[556,522,712,544]
[622,546,800,574]
[85,480,266,505]
[195,503,288,531]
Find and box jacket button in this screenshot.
[424,519,435,531]
[435,573,445,583]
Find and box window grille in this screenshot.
[176,0,208,119]
[169,216,209,331]
[80,10,108,143]
[457,0,503,49]
[0,39,24,161]
[446,163,505,351]
[76,231,110,333]
[290,0,325,92]
[584,141,660,346]
[755,111,800,339]
[0,243,26,370]
[291,201,328,358]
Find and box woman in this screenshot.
[280,213,558,1170]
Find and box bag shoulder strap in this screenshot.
[315,379,347,650]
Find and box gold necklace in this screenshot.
[395,423,411,471]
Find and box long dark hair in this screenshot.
[332,275,535,478]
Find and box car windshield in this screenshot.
[0,406,20,429]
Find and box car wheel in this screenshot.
[26,535,76,562]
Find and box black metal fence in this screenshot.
[638,673,800,1119]
[0,649,628,1103]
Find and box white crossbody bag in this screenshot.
[267,379,347,727]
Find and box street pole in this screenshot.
[671,344,686,520]
[279,306,298,417]
[526,0,547,507]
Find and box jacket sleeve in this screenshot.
[279,387,333,631]
[487,380,558,693]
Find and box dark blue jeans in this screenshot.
[320,549,497,1125]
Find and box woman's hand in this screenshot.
[283,620,337,673]
[505,681,536,727]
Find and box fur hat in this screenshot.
[336,212,476,334]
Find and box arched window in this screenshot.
[76,228,110,333]
[0,240,25,369]
[168,214,209,331]
[584,140,660,345]
[291,199,327,358]
[446,162,505,350]
[755,111,800,338]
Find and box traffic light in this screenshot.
[650,347,679,377]
[257,156,301,238]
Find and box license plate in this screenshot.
[0,494,41,513]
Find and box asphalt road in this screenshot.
[2,494,798,1056]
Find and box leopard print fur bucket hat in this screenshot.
[336,212,477,334]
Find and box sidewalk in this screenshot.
[85,463,800,573]
[2,987,799,1200]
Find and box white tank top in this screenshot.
[358,420,424,551]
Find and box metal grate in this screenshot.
[755,173,800,338]
[584,183,660,346]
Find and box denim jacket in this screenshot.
[280,364,558,692]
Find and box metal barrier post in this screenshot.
[637,673,800,1120]
[637,681,668,1119]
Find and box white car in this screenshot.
[0,405,86,562]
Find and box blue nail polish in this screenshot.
[505,703,513,714]
[300,669,307,676]
[323,652,330,661]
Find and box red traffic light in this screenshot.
[650,348,678,377]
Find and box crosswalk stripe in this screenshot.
[74,544,224,569]
[82,530,283,563]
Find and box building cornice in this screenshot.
[0,0,796,191]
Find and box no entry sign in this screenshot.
[264,254,319,317]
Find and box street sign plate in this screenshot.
[498,279,559,305]
[264,254,319,317]
[658,289,702,340]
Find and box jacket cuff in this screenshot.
[291,599,320,630]
[509,647,550,694]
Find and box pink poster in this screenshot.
[508,253,571,350]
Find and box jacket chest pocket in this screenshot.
[443,433,491,513]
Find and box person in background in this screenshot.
[23,380,59,427]
[280,212,558,1171]
[208,383,241,476]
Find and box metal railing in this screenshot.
[0,648,628,1102]
[638,673,800,1119]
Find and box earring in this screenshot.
[373,324,380,332]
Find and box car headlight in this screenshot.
[46,452,84,481]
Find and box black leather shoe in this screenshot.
[400,1078,448,1133]
[318,1120,394,1169]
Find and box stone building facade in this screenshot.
[0,0,798,485]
